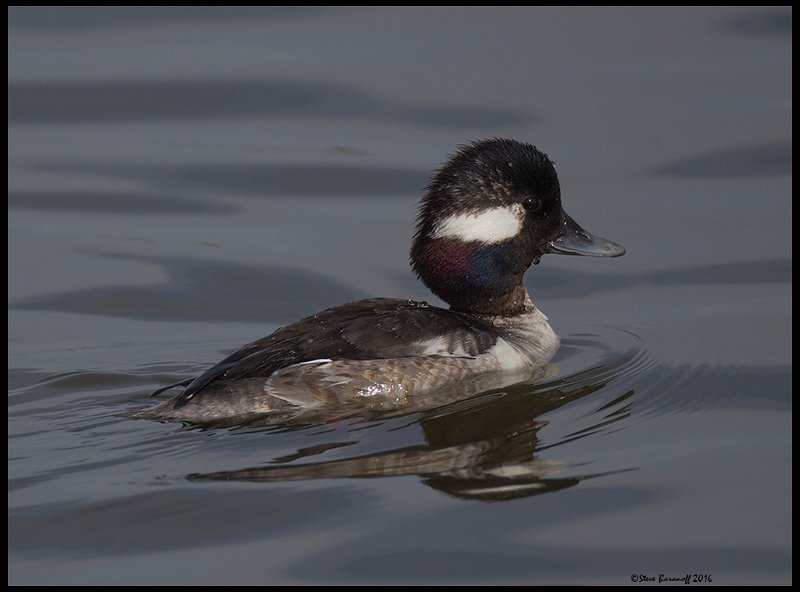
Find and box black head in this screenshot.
[410,139,624,315]
[414,138,563,250]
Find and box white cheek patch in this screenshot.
[431,204,523,243]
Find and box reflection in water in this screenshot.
[721,7,792,37]
[40,161,428,198]
[523,257,792,299]
[8,78,528,129]
[13,253,365,323]
[654,142,791,178]
[8,190,237,215]
[186,344,643,501]
[9,6,323,31]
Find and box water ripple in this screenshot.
[175,326,648,500]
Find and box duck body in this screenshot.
[136,138,624,423]
[136,296,558,422]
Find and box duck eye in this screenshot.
[523,196,542,212]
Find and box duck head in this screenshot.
[410,138,625,316]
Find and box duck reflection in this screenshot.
[186,356,635,501]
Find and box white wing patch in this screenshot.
[485,337,532,371]
[413,336,472,357]
[431,205,523,244]
[292,358,333,366]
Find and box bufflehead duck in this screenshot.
[136,138,624,422]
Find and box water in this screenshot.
[8,7,792,585]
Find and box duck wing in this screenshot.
[169,298,499,408]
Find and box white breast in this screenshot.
[478,304,560,371]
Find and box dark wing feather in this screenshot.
[172,298,499,408]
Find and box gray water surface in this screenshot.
[8,7,792,585]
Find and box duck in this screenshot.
[134,138,625,423]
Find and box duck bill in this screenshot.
[546,214,626,257]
